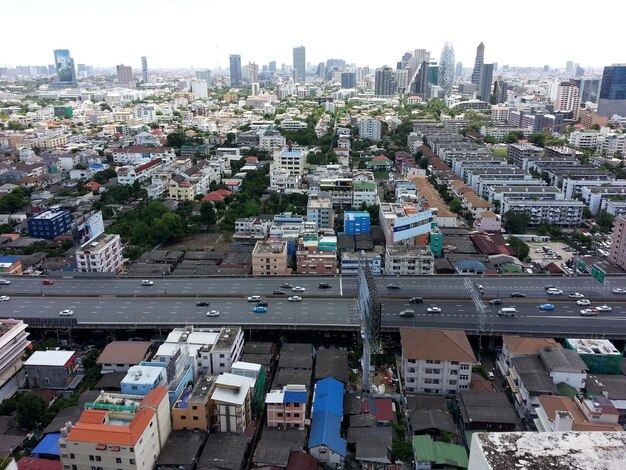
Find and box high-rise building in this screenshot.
[478,63,494,102]
[609,216,626,270]
[116,64,133,84]
[395,69,409,93]
[248,61,258,84]
[316,62,326,79]
[597,64,626,118]
[52,49,77,87]
[293,46,306,82]
[566,61,575,74]
[456,61,463,77]
[269,61,277,72]
[471,42,485,85]
[438,42,455,97]
[493,78,508,104]
[375,67,396,97]
[229,54,242,87]
[341,72,356,89]
[191,79,208,99]
[196,69,211,85]
[554,80,581,121]
[577,78,600,104]
[411,61,430,97]
[141,56,148,82]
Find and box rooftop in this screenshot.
[459,391,518,425]
[24,350,75,367]
[539,348,588,373]
[503,336,562,355]
[96,341,152,366]
[566,338,620,355]
[400,328,476,363]
[211,373,255,406]
[155,430,206,466]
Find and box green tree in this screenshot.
[484,135,497,144]
[528,133,547,147]
[17,393,47,429]
[199,202,217,226]
[449,198,462,213]
[596,210,614,230]
[504,212,530,234]
[418,156,429,170]
[505,131,525,144]
[509,236,530,260]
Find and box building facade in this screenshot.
[27,208,72,240]
[252,240,291,276]
[75,233,124,273]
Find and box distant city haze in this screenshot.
[2,0,622,70]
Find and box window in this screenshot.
[277,412,283,417]
[425,368,433,374]
[450,369,458,375]
[95,456,101,462]
[45,377,50,384]
[116,458,122,464]
[460,364,470,370]
[70,454,75,459]
[130,460,135,465]
[449,380,457,385]
[71,466,77,470]
[89,456,95,462]
[294,413,300,418]
[181,415,186,420]
[451,361,459,365]
[460,374,469,381]
[192,406,198,410]
[193,416,199,421]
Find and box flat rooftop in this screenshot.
[566,338,620,355]
[24,350,74,367]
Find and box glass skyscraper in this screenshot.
[438,42,455,97]
[53,49,76,85]
[229,54,242,87]
[293,46,306,83]
[597,65,626,117]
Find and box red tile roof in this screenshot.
[18,458,62,470]
[202,193,224,202]
[361,398,395,422]
[134,158,162,173]
[215,189,233,196]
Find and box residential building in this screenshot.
[0,256,23,275]
[400,328,476,395]
[171,375,216,431]
[116,64,133,84]
[501,199,584,226]
[554,80,581,120]
[358,119,382,141]
[265,384,308,429]
[252,239,291,276]
[340,249,383,275]
[534,395,623,433]
[141,56,148,82]
[211,373,256,433]
[27,208,72,240]
[259,131,286,152]
[379,202,433,246]
[458,392,517,434]
[293,46,306,83]
[0,319,30,401]
[478,64,494,102]
[296,239,337,275]
[117,159,163,186]
[509,355,559,419]
[112,146,175,165]
[307,193,335,229]
[308,378,346,469]
[24,350,82,390]
[279,120,308,130]
[75,233,124,273]
[234,217,271,241]
[597,64,626,118]
[121,364,167,396]
[538,347,588,392]
[507,143,543,167]
[343,211,370,235]
[609,216,626,271]
[499,336,562,371]
[412,435,468,470]
[59,387,171,470]
[375,67,396,97]
[274,150,306,176]
[230,361,265,412]
[352,181,378,207]
[564,338,623,375]
[96,341,153,375]
[384,245,434,275]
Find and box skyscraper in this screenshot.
[269,61,277,72]
[341,72,356,89]
[293,46,306,82]
[554,80,580,121]
[375,67,396,97]
[455,61,463,77]
[317,62,326,79]
[471,42,485,85]
[411,61,429,97]
[566,61,575,74]
[478,63,494,102]
[116,64,133,84]
[438,42,455,97]
[52,49,77,87]
[577,78,600,104]
[196,70,211,85]
[229,54,242,87]
[597,64,626,118]
[141,56,148,82]
[248,62,258,84]
[493,78,508,104]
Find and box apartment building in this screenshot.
[116,159,163,185]
[273,150,306,176]
[487,185,562,207]
[610,216,626,272]
[279,120,308,130]
[265,384,308,429]
[340,250,383,275]
[319,177,353,209]
[307,193,335,230]
[234,217,271,241]
[535,395,623,432]
[384,245,434,275]
[252,239,291,276]
[359,119,382,141]
[59,387,171,470]
[400,328,476,395]
[562,177,622,199]
[259,131,286,152]
[379,202,433,246]
[24,350,82,390]
[352,181,378,207]
[171,375,216,431]
[121,365,167,396]
[501,198,584,226]
[27,208,72,240]
[96,341,153,375]
[112,146,175,165]
[0,319,30,401]
[211,373,256,433]
[507,143,543,167]
[75,233,124,273]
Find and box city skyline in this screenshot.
[1,0,623,71]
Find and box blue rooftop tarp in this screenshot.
[308,410,347,457]
[284,390,307,404]
[32,433,61,457]
[312,378,343,416]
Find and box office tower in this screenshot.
[411,61,430,97]
[269,61,276,72]
[141,56,148,82]
[191,80,208,99]
[471,42,485,85]
[341,72,356,89]
[395,69,408,93]
[575,65,585,77]
[493,78,508,104]
[597,64,626,118]
[375,67,396,97]
[455,61,463,77]
[229,54,242,87]
[554,80,581,120]
[566,61,575,74]
[248,62,258,84]
[577,78,600,104]
[543,65,550,73]
[116,64,133,83]
[196,70,211,85]
[427,63,439,86]
[293,46,306,82]
[438,42,455,97]
[478,63,494,102]
[316,62,326,79]
[52,49,77,86]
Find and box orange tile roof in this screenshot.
[539,395,623,432]
[503,336,562,355]
[400,328,476,363]
[141,386,168,408]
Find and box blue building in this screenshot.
[308,378,346,467]
[344,211,370,235]
[27,209,73,240]
[121,364,167,396]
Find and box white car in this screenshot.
[141,280,154,286]
[206,310,220,317]
[595,305,612,312]
[612,288,626,294]
[0,279,11,285]
[546,288,563,295]
[580,309,597,316]
[292,286,306,292]
[59,309,74,316]
[568,292,585,298]
[247,295,262,302]
[577,299,591,306]
[0,295,9,301]
[426,307,442,313]
[288,296,302,302]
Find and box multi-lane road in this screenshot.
[1,275,626,336]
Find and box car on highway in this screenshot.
[489,299,503,305]
[273,290,286,295]
[42,279,54,285]
[398,309,415,317]
[247,295,262,302]
[280,283,293,289]
[196,301,210,307]
[595,305,612,312]
[568,292,585,298]
[292,286,306,292]
[387,284,401,290]
[426,306,442,313]
[318,283,331,289]
[546,288,563,295]
[539,303,556,311]
[141,280,154,286]
[288,296,302,302]
[256,301,268,307]
[409,297,423,304]
[510,292,526,298]
[580,309,598,316]
[544,285,556,290]
[206,310,220,317]
[0,296,9,301]
[612,288,626,294]
[0,279,11,285]
[252,306,267,313]
[59,309,74,316]
[577,299,591,306]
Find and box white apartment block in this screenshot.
[76,233,124,273]
[116,159,163,185]
[352,181,378,207]
[568,130,600,148]
[490,106,511,124]
[306,193,335,229]
[274,150,306,176]
[211,373,256,433]
[385,246,434,275]
[502,199,584,226]
[134,104,158,123]
[112,146,176,165]
[359,119,382,141]
[0,319,30,402]
[401,328,476,395]
[279,120,308,130]
[270,167,301,190]
[259,132,287,152]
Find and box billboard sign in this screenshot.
[75,211,105,245]
[392,210,433,242]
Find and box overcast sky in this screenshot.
[2,0,622,71]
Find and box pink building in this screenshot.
[265,384,308,429]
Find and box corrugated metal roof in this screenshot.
[312,378,343,416]
[308,410,346,457]
[284,390,307,404]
